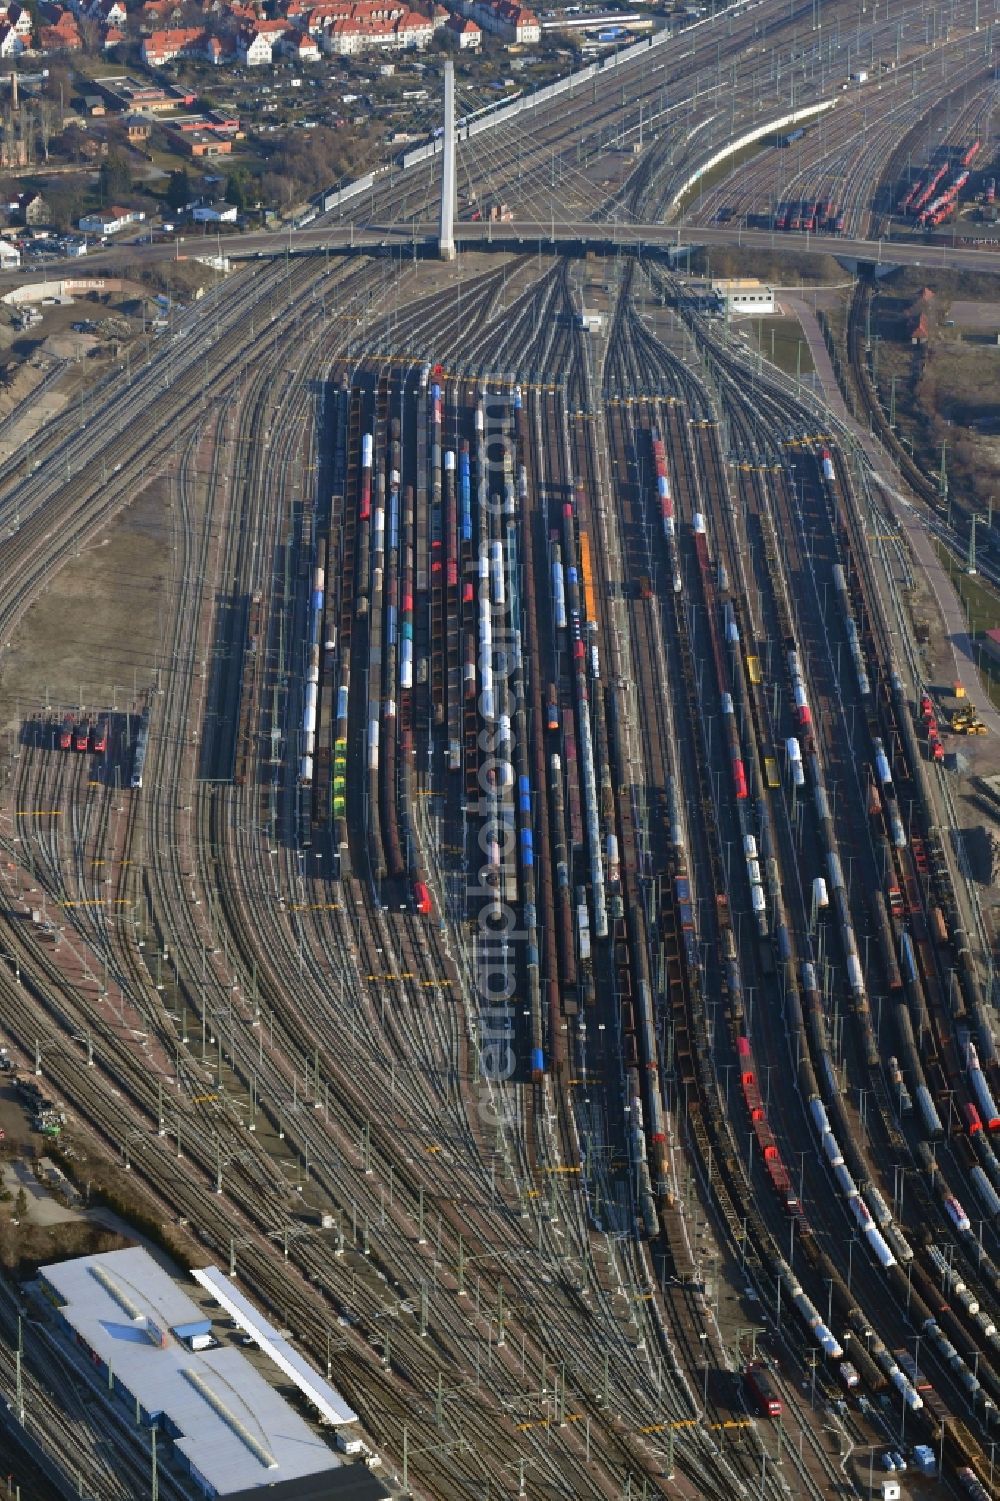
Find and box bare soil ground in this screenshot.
[0,289,164,461]
[947,298,1000,330]
[0,472,172,733]
[0,1081,37,1157]
[870,271,1000,504]
[40,331,99,361]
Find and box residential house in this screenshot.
[446,13,479,45]
[6,4,34,39]
[396,10,432,44]
[88,0,127,26]
[40,10,83,47]
[16,191,48,225]
[237,17,285,62]
[277,26,319,59]
[141,25,215,63]
[326,15,384,52]
[139,0,183,25]
[0,24,27,55]
[322,2,433,52]
[456,0,539,41]
[236,27,270,62]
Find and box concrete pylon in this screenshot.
[439,60,456,261]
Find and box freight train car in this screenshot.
[131,710,150,789]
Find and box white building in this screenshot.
[78,205,145,235]
[711,277,775,317]
[192,201,237,222]
[237,23,281,62]
[39,1248,387,1501]
[447,13,480,46]
[0,25,26,55]
[456,0,539,42]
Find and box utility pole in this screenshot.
[968,512,991,575]
[15,1316,23,1427]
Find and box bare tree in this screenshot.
[36,98,60,162]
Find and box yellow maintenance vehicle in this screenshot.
[950,704,989,735]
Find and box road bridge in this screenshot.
[228,221,1000,279]
[3,221,993,292]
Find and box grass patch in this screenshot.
[935,539,1000,710]
[747,315,814,376]
[688,244,848,288]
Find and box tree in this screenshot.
[42,62,72,116]
[165,167,190,210]
[261,169,296,213]
[45,180,84,231]
[59,122,88,163]
[99,145,131,200]
[35,98,60,162]
[78,14,102,51]
[13,1187,27,1222]
[225,168,253,211]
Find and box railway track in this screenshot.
[650,263,1000,1490]
[6,31,1000,1485]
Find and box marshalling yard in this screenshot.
[6,0,1000,1498]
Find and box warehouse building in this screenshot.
[39,1248,387,1500]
